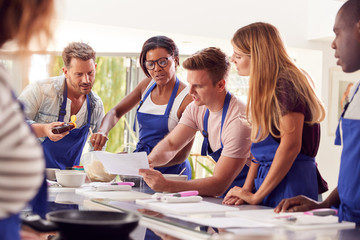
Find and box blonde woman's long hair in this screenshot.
[232,22,325,142]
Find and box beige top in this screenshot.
[179,94,252,159]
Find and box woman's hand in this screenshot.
[90,131,108,151]
[223,186,262,205]
[139,168,168,192]
[222,195,245,205]
[223,186,245,205]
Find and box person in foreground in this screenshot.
[0,1,55,239]
[90,36,193,178]
[139,47,252,197]
[18,42,104,170]
[275,0,360,224]
[223,22,326,207]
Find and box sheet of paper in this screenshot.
[227,209,356,230]
[94,151,149,176]
[138,200,239,216]
[75,189,151,200]
[175,216,275,228]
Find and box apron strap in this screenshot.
[164,77,179,116]
[58,79,68,122]
[133,82,157,132]
[85,94,91,126]
[201,109,210,156]
[133,77,179,132]
[335,83,360,146]
[201,92,231,156]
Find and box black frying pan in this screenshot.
[22,210,140,240]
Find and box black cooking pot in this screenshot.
[21,210,140,240]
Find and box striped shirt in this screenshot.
[0,65,44,219]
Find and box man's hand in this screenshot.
[274,195,321,213]
[139,168,168,192]
[46,122,69,142]
[90,131,108,151]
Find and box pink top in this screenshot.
[179,95,252,159]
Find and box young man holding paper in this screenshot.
[139,47,252,197]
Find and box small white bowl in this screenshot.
[46,168,60,181]
[55,170,86,187]
[163,174,188,181]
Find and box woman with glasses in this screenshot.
[91,36,193,179]
[222,22,326,208]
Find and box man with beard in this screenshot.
[19,42,104,169]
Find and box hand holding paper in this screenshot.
[92,151,149,176]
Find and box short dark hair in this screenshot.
[182,47,230,85]
[139,36,179,78]
[62,42,96,68]
[339,0,360,25]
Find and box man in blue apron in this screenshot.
[18,42,105,169]
[140,47,252,197]
[274,0,360,224]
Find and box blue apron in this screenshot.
[133,78,191,179]
[0,213,21,240]
[251,133,318,208]
[42,80,91,170]
[201,92,249,197]
[335,83,360,223]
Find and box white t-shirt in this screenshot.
[65,98,87,126]
[179,94,252,159]
[138,79,189,131]
[344,80,360,119]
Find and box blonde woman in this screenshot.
[223,22,326,208]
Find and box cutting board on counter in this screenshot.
[48,187,78,192]
[136,200,239,216]
[75,189,151,201]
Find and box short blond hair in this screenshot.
[183,47,230,86]
[62,42,96,68]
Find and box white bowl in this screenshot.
[163,174,188,181]
[46,168,60,181]
[55,170,86,187]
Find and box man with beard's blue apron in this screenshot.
[201,92,249,197]
[43,81,91,169]
[134,77,191,178]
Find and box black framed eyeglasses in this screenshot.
[145,56,172,70]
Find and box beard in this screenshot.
[67,76,92,95]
